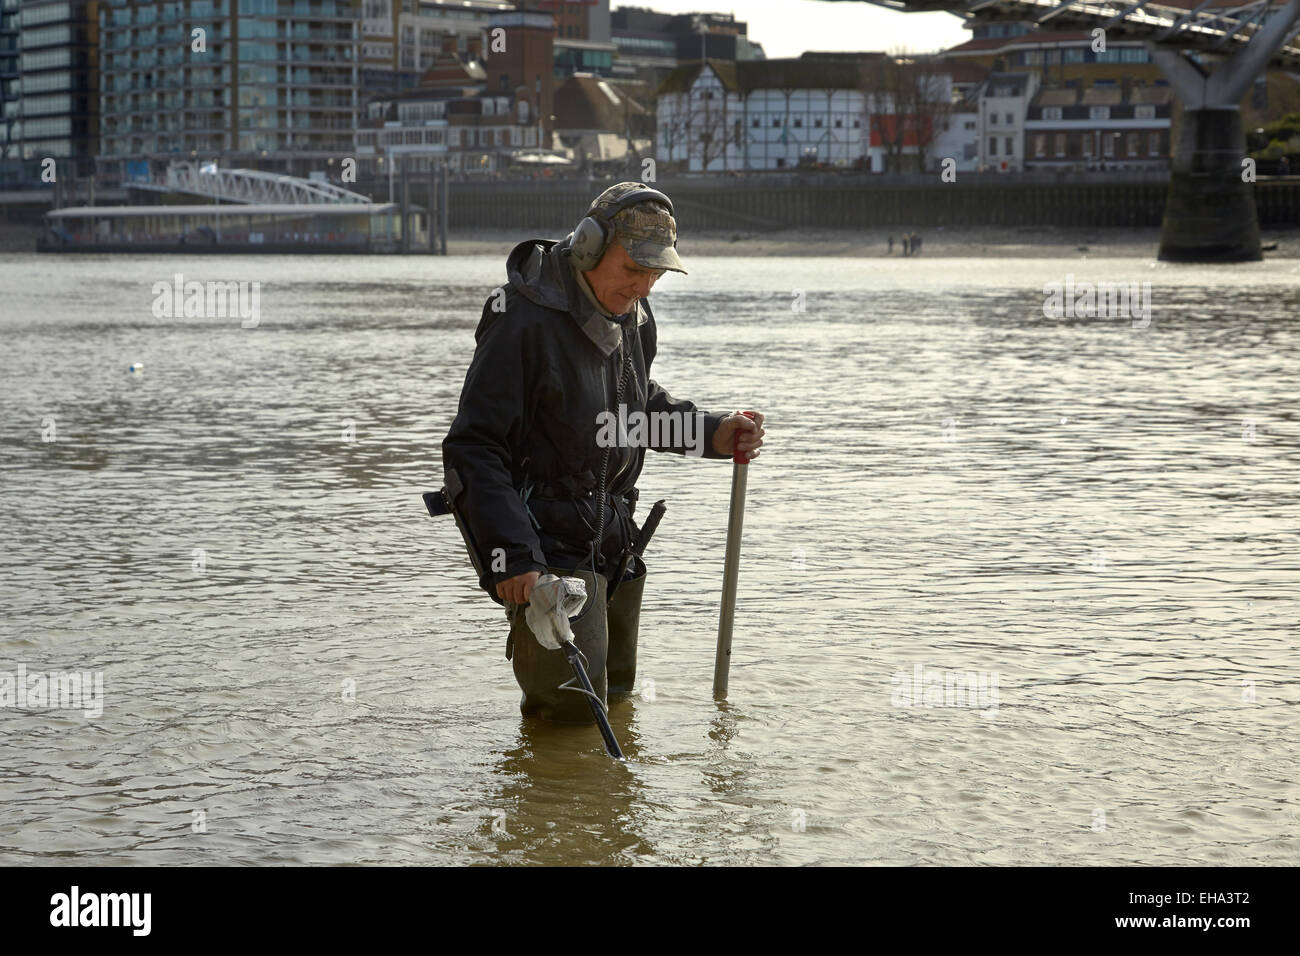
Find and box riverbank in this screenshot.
[6,222,1299,257]
[446,225,1300,259]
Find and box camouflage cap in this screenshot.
[588,182,687,275]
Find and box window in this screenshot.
[793,117,801,127]
[238,19,275,39]
[751,117,759,127]
[1090,106,1110,120]
[1054,132,1065,157]
[1103,132,1115,157]
[988,113,996,127]
[989,136,997,156]
[1135,105,1155,120]
[1034,133,1046,157]
[20,116,71,137]
[19,3,71,27]
[1126,132,1138,157]
[1005,136,1013,155]
[814,118,822,128]
[1005,112,1013,125]
[21,48,71,69]
[20,93,70,116]
[238,41,276,61]
[21,24,72,47]
[1042,107,1062,121]
[834,118,842,128]
[1148,132,1160,156]
[21,71,71,93]
[772,117,780,127]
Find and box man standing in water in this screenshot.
[442,182,765,723]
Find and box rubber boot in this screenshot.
[605,555,646,698]
[510,567,609,724]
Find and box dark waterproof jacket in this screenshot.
[442,234,728,596]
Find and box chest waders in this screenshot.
[509,327,657,723]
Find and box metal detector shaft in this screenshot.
[560,640,624,759]
[713,412,755,700]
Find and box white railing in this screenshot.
[131,162,370,204]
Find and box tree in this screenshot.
[685,66,730,172]
[657,99,692,168]
[864,49,953,174]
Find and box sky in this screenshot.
[615,0,972,58]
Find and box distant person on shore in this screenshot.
[888,235,894,254]
[441,182,766,724]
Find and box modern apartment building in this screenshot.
[943,26,1164,88]
[1,0,99,179]
[612,7,762,85]
[97,0,360,178]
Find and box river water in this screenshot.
[1,251,1297,866]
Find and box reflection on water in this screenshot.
[1,252,1297,865]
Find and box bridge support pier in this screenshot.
[1149,0,1300,262]
[1159,105,1260,262]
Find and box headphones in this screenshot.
[569,185,675,272]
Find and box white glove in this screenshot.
[524,574,588,650]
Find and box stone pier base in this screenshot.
[1158,108,1261,262]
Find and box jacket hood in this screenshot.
[505,234,646,357]
[505,236,573,313]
